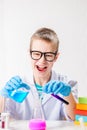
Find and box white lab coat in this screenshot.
[4,70,78,120]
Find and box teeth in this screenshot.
[37,66,46,69]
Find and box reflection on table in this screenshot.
[6,120,87,130]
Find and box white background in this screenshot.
[0,0,87,96]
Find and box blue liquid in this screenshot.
[10,90,29,103]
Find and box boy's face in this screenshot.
[30,39,59,78]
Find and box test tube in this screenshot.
[1,112,10,129]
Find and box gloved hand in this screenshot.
[43,80,71,96]
[0,76,30,102]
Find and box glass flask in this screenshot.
[29,85,46,130]
[31,85,45,120]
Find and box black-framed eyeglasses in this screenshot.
[30,50,58,62]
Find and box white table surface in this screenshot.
[0,120,87,130]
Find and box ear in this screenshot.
[54,52,60,62]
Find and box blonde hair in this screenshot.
[30,27,59,52]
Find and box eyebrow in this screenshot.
[30,50,58,54]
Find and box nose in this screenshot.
[38,54,46,62]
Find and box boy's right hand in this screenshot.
[43,80,71,96]
[0,76,30,98]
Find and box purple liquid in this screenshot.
[51,94,69,105]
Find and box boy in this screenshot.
[0,27,78,120]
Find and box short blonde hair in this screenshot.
[30,27,59,52]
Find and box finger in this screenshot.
[11,76,22,85]
[6,80,18,90]
[43,80,56,93]
[43,82,51,93]
[54,82,63,94]
[46,80,56,92]
[43,83,49,93]
[47,84,53,93]
[52,81,60,92]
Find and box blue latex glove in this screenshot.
[43,80,71,96]
[0,76,30,103]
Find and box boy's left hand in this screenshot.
[43,80,71,96]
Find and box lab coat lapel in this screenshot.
[42,93,52,105]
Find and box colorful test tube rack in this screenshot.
[74,97,87,126]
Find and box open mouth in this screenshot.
[36,65,47,72]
